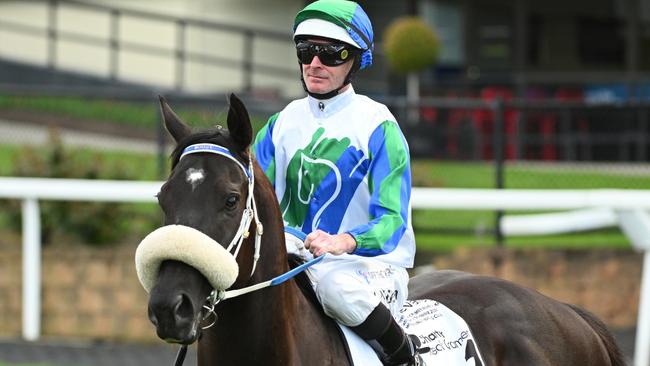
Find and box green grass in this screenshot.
[2,144,642,251]
[0,95,268,132]
[410,160,649,252]
[0,144,159,180]
[67,147,160,181]
[413,209,630,252]
[412,160,650,189]
[0,95,159,128]
[412,160,650,251]
[0,145,17,176]
[3,92,650,251]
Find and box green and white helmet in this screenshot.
[293,0,374,70]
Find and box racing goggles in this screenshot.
[296,41,357,66]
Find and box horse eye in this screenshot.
[225,194,239,209]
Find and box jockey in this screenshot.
[253,1,422,365]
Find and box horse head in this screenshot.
[137,94,264,345]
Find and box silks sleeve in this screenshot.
[252,113,279,186]
[347,120,411,256]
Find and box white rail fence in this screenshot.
[1,177,649,366]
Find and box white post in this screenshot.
[616,209,650,366]
[635,251,650,366]
[406,72,419,124]
[22,198,41,341]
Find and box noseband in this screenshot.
[142,143,325,366]
[180,143,264,275]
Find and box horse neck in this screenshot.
[201,170,348,365]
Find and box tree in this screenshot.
[383,16,441,123]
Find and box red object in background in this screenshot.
[429,86,587,161]
[538,113,557,160]
[421,106,438,123]
[555,88,583,101]
[472,86,518,160]
[444,90,477,157]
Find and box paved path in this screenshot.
[0,119,158,154]
[0,328,637,365]
[0,338,197,366]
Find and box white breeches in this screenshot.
[309,257,409,327]
[285,230,409,326]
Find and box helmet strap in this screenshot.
[299,57,361,100]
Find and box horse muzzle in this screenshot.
[136,225,239,344]
[148,288,203,344]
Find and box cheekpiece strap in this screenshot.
[179,142,262,278]
[180,143,251,179]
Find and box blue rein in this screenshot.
[271,255,324,285]
[210,228,321,301]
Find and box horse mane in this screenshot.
[170,128,248,169]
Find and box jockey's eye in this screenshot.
[225,194,239,210]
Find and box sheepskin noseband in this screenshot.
[135,224,239,293]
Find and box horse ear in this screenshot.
[227,93,253,151]
[159,95,191,143]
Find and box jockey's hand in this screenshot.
[305,230,356,257]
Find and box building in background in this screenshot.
[0,0,647,101]
[0,0,306,97]
[0,0,648,162]
[416,0,649,103]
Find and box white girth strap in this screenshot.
[180,143,264,276]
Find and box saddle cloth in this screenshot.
[340,299,486,366]
[283,228,485,365]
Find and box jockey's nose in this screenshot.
[309,55,324,67]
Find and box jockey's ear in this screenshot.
[227,93,253,151]
[159,95,191,143]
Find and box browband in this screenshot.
[180,143,251,179]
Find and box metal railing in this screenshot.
[382,96,650,162]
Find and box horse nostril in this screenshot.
[148,307,159,327]
[174,293,195,322]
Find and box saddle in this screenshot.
[288,255,486,366]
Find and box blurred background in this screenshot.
[0,0,648,365]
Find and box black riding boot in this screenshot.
[351,303,424,366]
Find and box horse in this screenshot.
[139,93,625,366]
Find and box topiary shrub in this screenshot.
[383,16,441,73]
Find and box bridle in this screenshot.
[179,143,264,276]
[172,142,323,366]
[172,142,263,366]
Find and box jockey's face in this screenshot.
[300,38,354,95]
